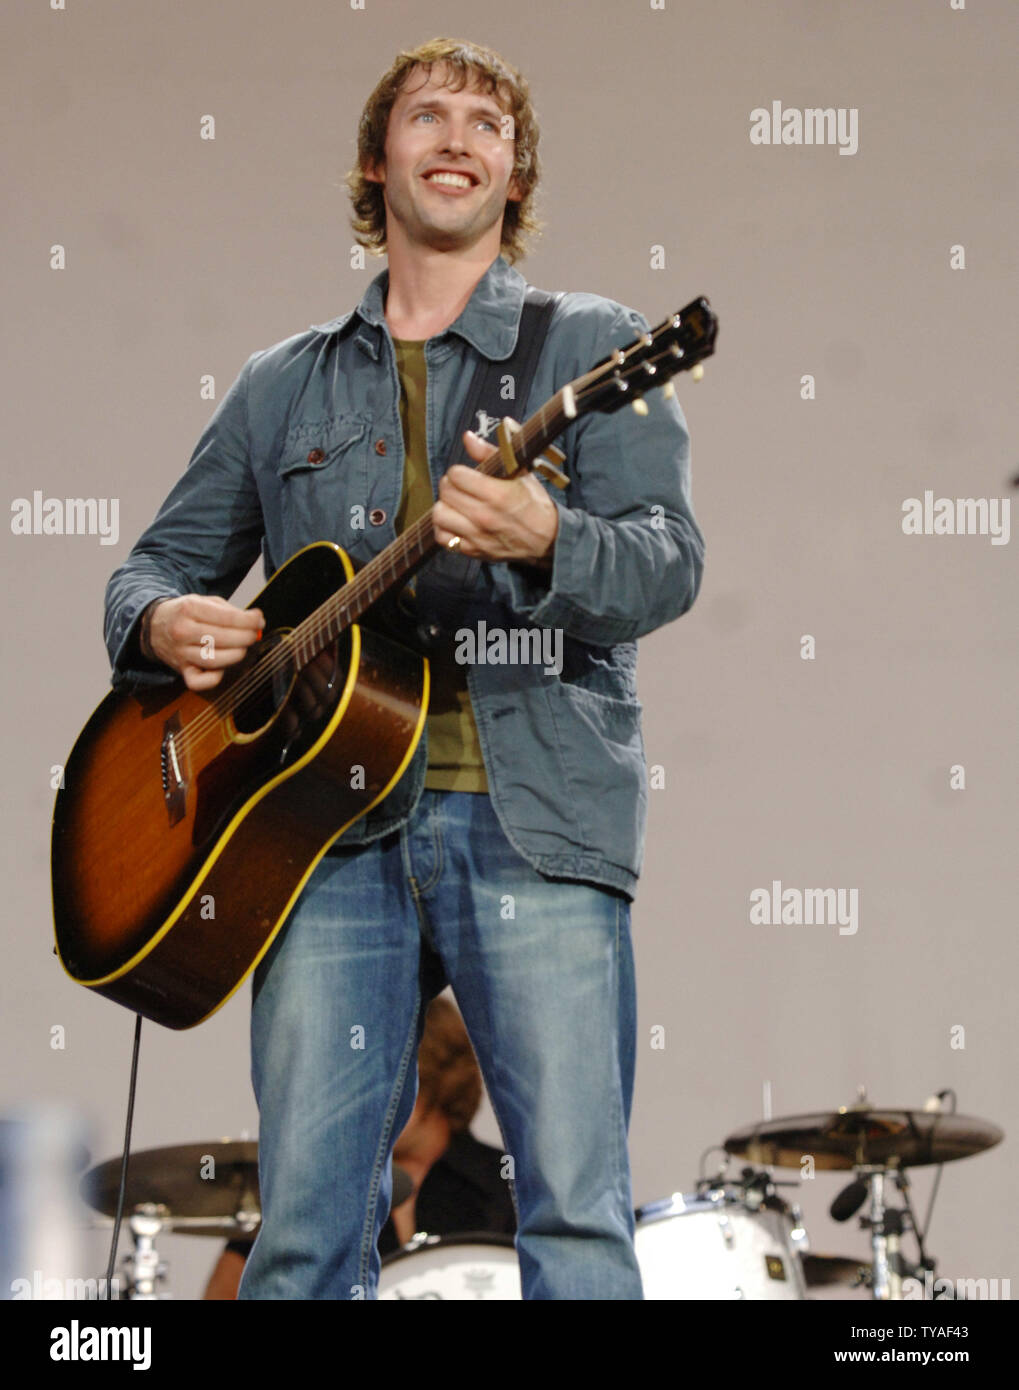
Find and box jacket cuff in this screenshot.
[494,504,635,642]
[108,589,181,691]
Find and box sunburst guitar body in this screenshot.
[51,542,428,1029]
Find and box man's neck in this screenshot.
[383,240,498,342]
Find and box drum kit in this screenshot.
[80,1094,1003,1301]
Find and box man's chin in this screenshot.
[414,223,493,255]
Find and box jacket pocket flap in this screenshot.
[278,416,369,477]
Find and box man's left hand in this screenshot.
[432,430,559,568]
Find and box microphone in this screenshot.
[829,1178,869,1223]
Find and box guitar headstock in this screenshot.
[482,295,719,488]
[573,296,719,418]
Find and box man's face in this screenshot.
[366,63,521,255]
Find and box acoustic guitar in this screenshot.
[51,297,718,1028]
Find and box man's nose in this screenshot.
[438,116,471,154]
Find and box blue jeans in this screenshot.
[236,789,642,1300]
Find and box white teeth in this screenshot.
[427,172,472,188]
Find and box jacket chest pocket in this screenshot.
[276,415,371,555]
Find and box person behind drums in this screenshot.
[203,997,515,1298]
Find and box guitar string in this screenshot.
[171,330,688,757]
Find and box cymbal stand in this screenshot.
[858,1165,908,1300]
[121,1204,170,1300]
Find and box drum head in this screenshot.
[378,1233,521,1301]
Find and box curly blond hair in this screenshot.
[345,36,542,264]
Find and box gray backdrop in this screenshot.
[3,0,1015,1300]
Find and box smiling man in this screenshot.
[104,37,705,1300]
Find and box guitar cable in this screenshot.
[103,1012,143,1299]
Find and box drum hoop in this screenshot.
[635,1190,737,1225]
[381,1230,516,1267]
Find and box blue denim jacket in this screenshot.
[104,255,705,898]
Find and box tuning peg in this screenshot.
[662,382,675,400]
[691,365,704,383]
[631,397,649,417]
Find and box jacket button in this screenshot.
[369,508,387,526]
[374,439,387,456]
[307,448,325,464]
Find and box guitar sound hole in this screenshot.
[231,631,296,738]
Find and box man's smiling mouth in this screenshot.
[424,171,477,190]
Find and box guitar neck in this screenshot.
[288,389,574,668]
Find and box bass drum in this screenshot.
[635,1189,808,1300]
[378,1233,521,1301]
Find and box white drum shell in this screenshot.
[378,1236,522,1301]
[635,1191,807,1300]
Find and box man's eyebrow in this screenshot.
[402,94,506,120]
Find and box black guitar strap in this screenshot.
[405,285,564,646]
[448,285,563,468]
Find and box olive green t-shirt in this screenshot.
[392,338,488,793]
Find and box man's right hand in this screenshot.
[146,595,265,692]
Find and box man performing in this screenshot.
[104,37,705,1299]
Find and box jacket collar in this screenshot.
[310,254,528,361]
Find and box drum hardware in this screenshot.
[724,1093,1003,1301]
[121,1204,170,1300]
[705,1161,812,1259]
[80,1138,418,1298]
[80,1139,262,1301]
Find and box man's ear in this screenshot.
[505,175,523,204]
[363,157,385,185]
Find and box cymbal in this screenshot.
[81,1141,260,1226]
[80,1140,415,1232]
[724,1110,1003,1170]
[802,1254,872,1288]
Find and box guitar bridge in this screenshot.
[161,712,187,826]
